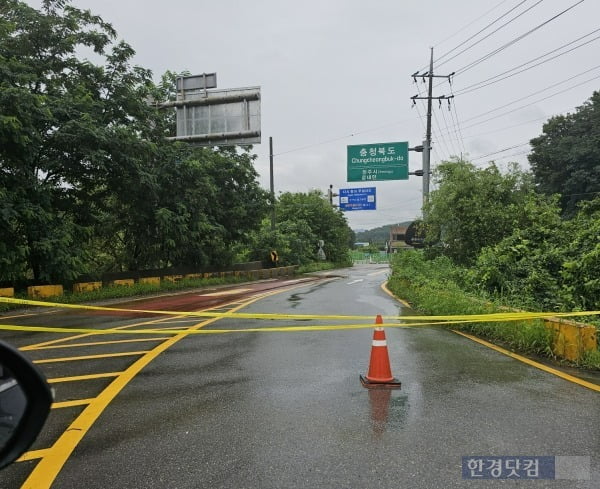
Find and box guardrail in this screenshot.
[0,266,297,300]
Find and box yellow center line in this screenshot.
[17,448,51,462]
[19,286,299,489]
[52,398,95,409]
[33,351,150,364]
[47,372,123,384]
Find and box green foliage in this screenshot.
[250,190,353,267]
[529,91,600,216]
[469,195,600,313]
[387,251,557,359]
[560,199,600,310]
[0,1,269,282]
[360,243,383,254]
[470,194,566,310]
[423,159,534,265]
[0,0,156,280]
[94,145,269,272]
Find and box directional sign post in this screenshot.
[339,187,376,211]
[347,142,409,182]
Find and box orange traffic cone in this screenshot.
[360,315,401,389]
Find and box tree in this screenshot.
[0,0,161,281]
[560,198,600,310]
[251,190,352,266]
[0,1,270,281]
[529,91,600,216]
[423,159,535,265]
[470,194,566,310]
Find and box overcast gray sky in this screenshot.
[25,0,600,230]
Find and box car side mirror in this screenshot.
[0,340,53,469]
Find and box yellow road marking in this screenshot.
[452,330,600,392]
[0,309,57,320]
[33,351,150,364]
[200,288,252,296]
[47,372,123,384]
[17,448,51,462]
[19,287,294,489]
[381,280,411,308]
[27,337,168,350]
[382,284,600,392]
[52,398,94,409]
[20,315,180,350]
[16,287,299,351]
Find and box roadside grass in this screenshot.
[387,250,598,369]
[581,349,600,369]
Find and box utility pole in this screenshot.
[269,136,275,231]
[328,184,338,208]
[411,48,454,211]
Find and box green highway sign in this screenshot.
[347,141,409,182]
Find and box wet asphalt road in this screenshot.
[2,265,599,488]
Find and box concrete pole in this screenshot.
[423,47,434,212]
[269,136,275,231]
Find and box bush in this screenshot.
[388,250,556,358]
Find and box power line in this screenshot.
[272,117,419,157]
[438,102,460,156]
[471,142,530,161]
[432,107,454,157]
[436,0,543,70]
[450,99,467,155]
[415,78,456,158]
[457,63,600,125]
[445,72,600,135]
[461,114,552,140]
[451,0,585,76]
[414,102,443,163]
[454,27,600,96]
[432,0,514,49]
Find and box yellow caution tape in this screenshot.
[0,311,596,336]
[0,320,478,336]
[1,296,600,323]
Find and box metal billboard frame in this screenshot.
[163,75,261,146]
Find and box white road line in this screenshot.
[346,279,364,285]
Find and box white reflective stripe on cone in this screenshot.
[372,340,387,347]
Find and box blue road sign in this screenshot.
[339,187,376,211]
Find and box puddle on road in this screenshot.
[286,282,332,309]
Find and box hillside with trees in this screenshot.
[354,222,412,245]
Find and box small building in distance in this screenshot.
[388,225,410,252]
